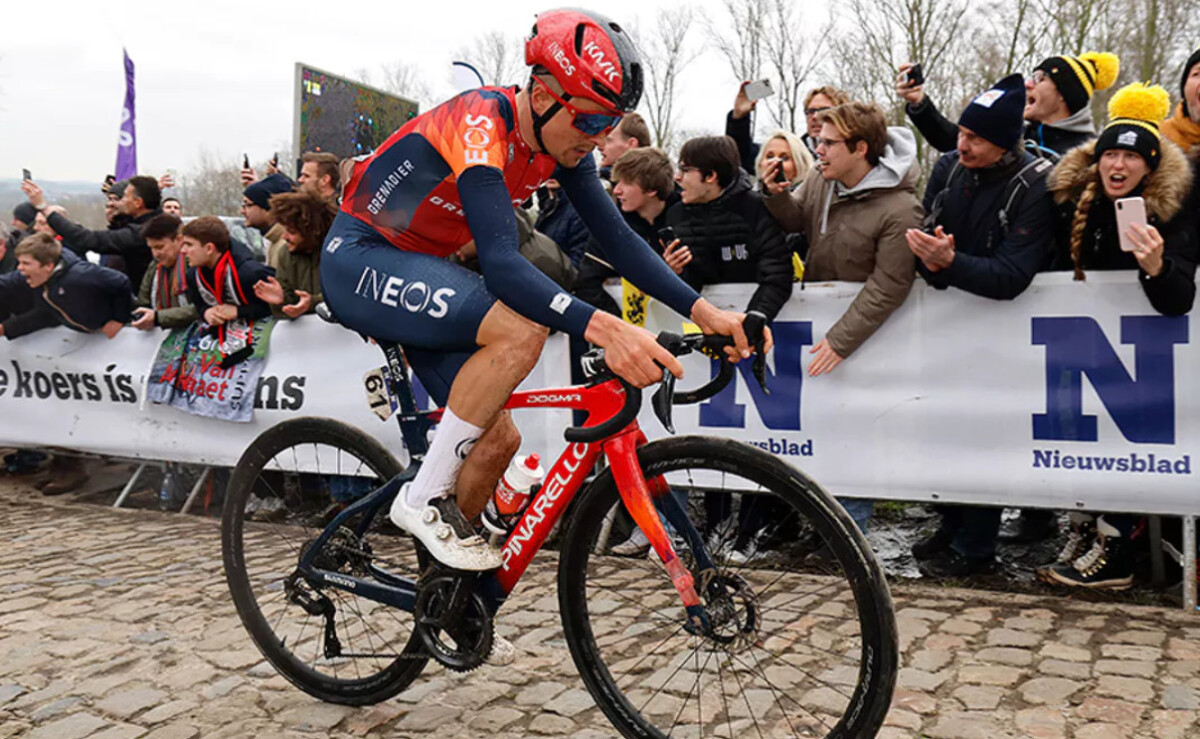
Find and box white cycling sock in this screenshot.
[406,407,484,508]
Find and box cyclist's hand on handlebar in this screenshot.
[585,312,683,388]
[689,299,773,361]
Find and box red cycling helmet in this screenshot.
[525,8,643,115]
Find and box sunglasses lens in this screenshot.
[574,113,620,135]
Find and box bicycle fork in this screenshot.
[605,432,710,634]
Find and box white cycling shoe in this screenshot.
[487,633,517,666]
[390,486,503,572]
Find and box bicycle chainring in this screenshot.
[414,573,493,672]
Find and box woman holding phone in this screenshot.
[1042,82,1199,590]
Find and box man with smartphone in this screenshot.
[898,51,1119,160]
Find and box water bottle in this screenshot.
[158,469,174,511]
[481,453,544,536]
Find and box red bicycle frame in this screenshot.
[492,378,702,611]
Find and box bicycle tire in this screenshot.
[222,416,428,705]
[558,436,897,738]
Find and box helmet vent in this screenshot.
[574,23,587,55]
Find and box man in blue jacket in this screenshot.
[0,233,132,341]
[904,74,1056,578]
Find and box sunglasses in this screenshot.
[805,105,833,117]
[536,79,623,136]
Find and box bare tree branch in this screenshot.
[634,8,700,149]
[455,30,526,87]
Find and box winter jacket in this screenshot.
[919,149,1056,300]
[1,227,26,274]
[906,95,1096,159]
[263,223,288,270]
[47,208,158,289]
[135,257,198,329]
[765,127,922,356]
[0,250,133,340]
[534,188,590,269]
[575,191,681,316]
[185,239,275,322]
[665,172,793,321]
[725,111,760,178]
[1161,102,1200,152]
[1048,139,1198,316]
[271,246,323,319]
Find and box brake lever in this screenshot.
[651,370,677,434]
[745,311,770,395]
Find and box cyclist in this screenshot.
[322,8,765,573]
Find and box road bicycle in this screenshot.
[221,325,898,738]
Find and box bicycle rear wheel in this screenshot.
[558,436,897,738]
[222,417,428,705]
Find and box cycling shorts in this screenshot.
[321,212,496,405]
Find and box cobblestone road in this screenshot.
[1,478,1198,739]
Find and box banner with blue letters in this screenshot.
[0,273,1194,517]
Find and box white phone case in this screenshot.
[1115,197,1147,252]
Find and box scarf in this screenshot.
[194,250,253,354]
[1161,102,1200,151]
[151,258,189,312]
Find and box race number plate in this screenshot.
[363,367,398,421]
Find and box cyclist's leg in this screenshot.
[322,215,546,569]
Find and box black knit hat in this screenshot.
[243,173,295,211]
[1034,51,1119,115]
[12,202,37,227]
[958,74,1027,151]
[1094,83,1172,171]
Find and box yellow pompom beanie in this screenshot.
[1094,82,1173,170]
[1034,51,1120,114]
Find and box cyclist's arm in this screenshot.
[556,158,701,318]
[458,166,596,336]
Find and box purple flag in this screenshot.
[115,49,137,179]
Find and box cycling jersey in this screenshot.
[342,87,556,257]
[330,85,702,340]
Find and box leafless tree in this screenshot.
[455,30,526,87]
[760,0,832,133]
[707,0,769,84]
[635,8,700,149]
[176,148,243,218]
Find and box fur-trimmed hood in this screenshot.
[1049,138,1191,223]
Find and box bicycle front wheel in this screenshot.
[558,436,897,738]
[222,417,428,705]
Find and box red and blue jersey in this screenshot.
[340,87,558,257]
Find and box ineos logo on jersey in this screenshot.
[526,393,582,404]
[354,266,455,319]
[463,113,494,166]
[583,41,621,84]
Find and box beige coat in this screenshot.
[765,128,923,357]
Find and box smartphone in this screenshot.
[22,168,32,182]
[903,64,925,87]
[1116,196,1148,252]
[773,161,789,184]
[657,226,677,247]
[744,79,775,102]
[270,153,279,168]
[243,153,250,169]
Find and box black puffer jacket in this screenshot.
[0,250,133,339]
[48,209,159,288]
[665,173,792,320]
[574,190,681,316]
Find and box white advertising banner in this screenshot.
[635,273,1198,517]
[0,272,1196,516]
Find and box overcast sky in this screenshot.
[1,0,832,182]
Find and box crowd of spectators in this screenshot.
[2,47,1199,593]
